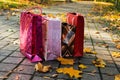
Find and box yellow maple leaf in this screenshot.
[57,57,74,65]
[112,52,120,58]
[84,47,92,53]
[56,67,82,78]
[47,13,56,18]
[91,51,97,54]
[56,13,66,22]
[84,47,97,54]
[35,62,51,73]
[115,74,120,80]
[79,64,87,69]
[92,58,106,68]
[116,44,120,49]
[112,39,120,43]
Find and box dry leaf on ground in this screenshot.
[92,58,106,68]
[112,39,120,43]
[91,70,97,73]
[43,76,51,79]
[84,47,92,53]
[111,52,120,58]
[57,57,74,65]
[86,69,97,76]
[56,13,66,22]
[102,43,109,48]
[0,70,14,79]
[116,44,120,49]
[79,64,87,69]
[102,27,109,31]
[15,74,20,80]
[86,73,95,76]
[47,13,56,18]
[56,67,82,78]
[35,62,51,73]
[95,31,100,34]
[51,74,58,78]
[91,51,97,54]
[96,42,109,48]
[0,76,8,79]
[84,47,97,54]
[115,74,120,80]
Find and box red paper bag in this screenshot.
[66,13,84,57]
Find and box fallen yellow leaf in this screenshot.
[92,58,106,68]
[84,47,97,54]
[56,67,82,78]
[35,62,51,73]
[79,64,87,69]
[115,74,120,80]
[116,44,120,49]
[57,57,74,65]
[56,13,66,22]
[84,47,92,53]
[91,51,97,54]
[47,13,56,18]
[112,52,120,58]
[112,39,120,43]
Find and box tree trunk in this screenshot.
[66,0,72,3]
[115,0,119,8]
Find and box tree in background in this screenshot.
[66,0,72,2]
[115,0,119,8]
[29,0,49,4]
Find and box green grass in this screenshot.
[0,1,27,9]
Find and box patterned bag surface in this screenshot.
[61,22,76,57]
[66,13,84,57]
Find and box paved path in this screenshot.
[0,1,120,80]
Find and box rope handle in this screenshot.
[24,6,42,15]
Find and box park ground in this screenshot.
[0,1,120,80]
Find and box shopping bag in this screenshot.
[20,6,62,62]
[64,13,84,57]
[43,17,62,60]
[61,22,76,57]
[20,7,44,62]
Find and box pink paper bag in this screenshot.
[20,7,43,62]
[43,18,62,60]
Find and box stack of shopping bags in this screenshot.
[20,7,84,62]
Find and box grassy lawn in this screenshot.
[0,0,68,10]
[0,0,26,9]
[92,1,120,36]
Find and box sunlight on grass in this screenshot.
[0,0,40,9]
[0,0,29,4]
[94,1,114,6]
[92,1,120,41]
